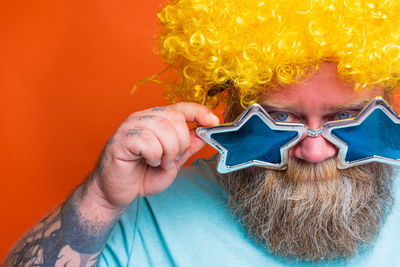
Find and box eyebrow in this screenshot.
[260,97,376,113]
[332,98,374,111]
[259,101,297,111]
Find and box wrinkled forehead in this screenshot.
[260,62,385,112]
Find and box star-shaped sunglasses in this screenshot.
[196,97,400,173]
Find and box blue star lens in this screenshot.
[331,109,400,162]
[210,115,299,166]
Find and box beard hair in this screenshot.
[216,158,394,262]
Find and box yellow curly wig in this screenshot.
[157,0,400,108]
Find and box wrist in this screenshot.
[74,175,127,223]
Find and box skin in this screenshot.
[261,62,384,164]
[3,62,385,266]
[3,103,219,266]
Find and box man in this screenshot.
[4,0,400,266]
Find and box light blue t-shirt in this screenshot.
[99,158,400,267]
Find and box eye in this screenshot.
[276,112,289,121]
[269,111,297,122]
[334,111,358,120]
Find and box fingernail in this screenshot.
[176,155,181,161]
[208,113,219,124]
[149,160,161,167]
[168,162,175,169]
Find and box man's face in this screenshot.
[218,62,394,262]
[261,62,384,167]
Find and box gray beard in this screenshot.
[216,158,394,262]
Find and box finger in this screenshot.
[166,112,191,159]
[128,116,180,169]
[133,111,191,160]
[169,102,220,126]
[122,128,163,167]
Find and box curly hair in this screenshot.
[157,0,400,108]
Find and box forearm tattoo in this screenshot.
[4,181,116,267]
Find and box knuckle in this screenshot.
[170,110,186,124]
[167,109,179,118]
[157,117,172,130]
[128,109,153,121]
[137,129,152,142]
[171,102,183,109]
[124,128,151,146]
[149,105,168,112]
[127,111,139,121]
[124,131,154,154]
[125,128,143,136]
[175,112,186,123]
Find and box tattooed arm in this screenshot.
[4,176,124,267]
[4,102,219,266]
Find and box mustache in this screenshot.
[271,157,386,183]
[284,157,338,182]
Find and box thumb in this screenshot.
[177,129,207,166]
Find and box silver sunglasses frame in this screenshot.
[323,97,400,169]
[197,96,400,173]
[196,104,307,173]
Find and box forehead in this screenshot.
[261,62,384,111]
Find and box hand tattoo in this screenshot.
[126,129,144,137]
[138,115,155,120]
[151,107,166,111]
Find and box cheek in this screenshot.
[288,148,294,158]
[288,146,298,159]
[287,149,293,160]
[288,132,307,159]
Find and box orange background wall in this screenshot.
[0,0,399,262]
[0,0,222,261]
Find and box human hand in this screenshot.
[90,102,219,211]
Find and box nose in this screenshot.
[292,134,338,163]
